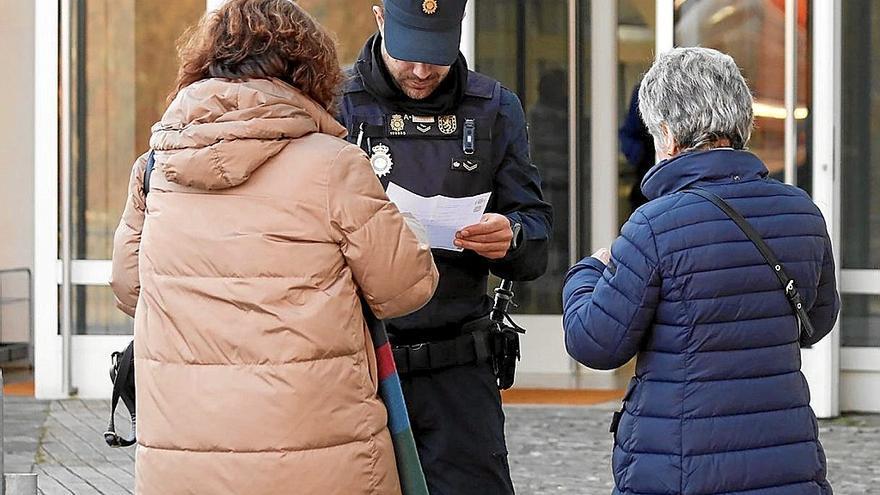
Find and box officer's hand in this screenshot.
[454,214,513,260]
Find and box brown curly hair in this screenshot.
[171,0,343,111]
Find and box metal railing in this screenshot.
[0,269,33,367]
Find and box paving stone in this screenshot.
[1,398,878,493]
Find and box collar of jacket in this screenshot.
[354,32,468,115]
[640,148,770,200]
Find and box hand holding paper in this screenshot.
[454,214,514,259]
[386,182,492,252]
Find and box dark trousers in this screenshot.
[400,361,515,495]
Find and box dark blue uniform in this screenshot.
[340,31,551,495]
[341,71,551,342]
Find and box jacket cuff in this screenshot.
[581,256,607,272]
[499,213,526,261]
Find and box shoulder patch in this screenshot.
[343,67,367,95]
[465,71,500,100]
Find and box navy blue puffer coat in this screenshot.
[562,149,839,495]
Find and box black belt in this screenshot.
[393,319,493,374]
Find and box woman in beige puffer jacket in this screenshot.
[109,2,438,493]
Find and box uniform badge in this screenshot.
[452,157,481,172]
[423,0,438,14]
[438,115,457,135]
[370,143,394,177]
[389,114,406,136]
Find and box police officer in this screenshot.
[339,1,552,493]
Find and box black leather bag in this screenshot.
[105,340,136,447]
[104,151,155,448]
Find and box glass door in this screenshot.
[839,0,880,412]
[48,0,389,398]
[670,0,849,416]
[474,0,582,383]
[53,0,206,397]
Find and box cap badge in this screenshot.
[423,0,438,15]
[438,115,457,135]
[389,114,406,135]
[370,143,394,177]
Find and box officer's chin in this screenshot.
[403,85,438,101]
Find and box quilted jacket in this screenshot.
[110,78,438,494]
[563,149,839,495]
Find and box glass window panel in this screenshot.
[71,285,133,336]
[618,0,656,222]
[841,295,880,348]
[577,2,592,260]
[841,2,880,270]
[66,1,204,335]
[673,0,812,193]
[69,0,205,260]
[297,0,378,67]
[476,0,576,314]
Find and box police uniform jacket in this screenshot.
[340,36,553,343]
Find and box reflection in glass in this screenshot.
[840,2,880,348]
[617,0,656,221]
[674,0,812,193]
[69,286,132,336]
[841,2,880,270]
[67,1,204,335]
[476,0,580,313]
[69,0,204,260]
[842,295,880,348]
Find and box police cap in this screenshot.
[383,0,467,66]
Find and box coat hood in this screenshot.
[640,148,769,200]
[149,78,346,190]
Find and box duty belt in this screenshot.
[393,319,493,375]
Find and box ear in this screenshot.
[372,5,385,33]
[659,122,680,157]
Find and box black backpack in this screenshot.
[105,151,156,448]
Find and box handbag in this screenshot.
[103,150,158,448]
[104,340,136,447]
[683,188,816,347]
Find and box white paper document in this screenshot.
[386,182,492,252]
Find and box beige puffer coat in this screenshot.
[110,78,438,495]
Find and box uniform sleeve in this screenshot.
[562,211,661,370]
[489,89,553,281]
[109,153,149,317]
[803,232,840,346]
[327,144,439,320]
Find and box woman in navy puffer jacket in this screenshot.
[562,47,839,495]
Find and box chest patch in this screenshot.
[451,157,482,172]
[370,143,394,177]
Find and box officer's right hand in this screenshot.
[454,213,514,259]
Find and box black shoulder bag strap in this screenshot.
[105,342,137,447]
[143,150,155,195]
[684,188,816,347]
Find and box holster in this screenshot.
[490,322,521,390]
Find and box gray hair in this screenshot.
[638,47,754,152]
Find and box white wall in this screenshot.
[0,0,36,343]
